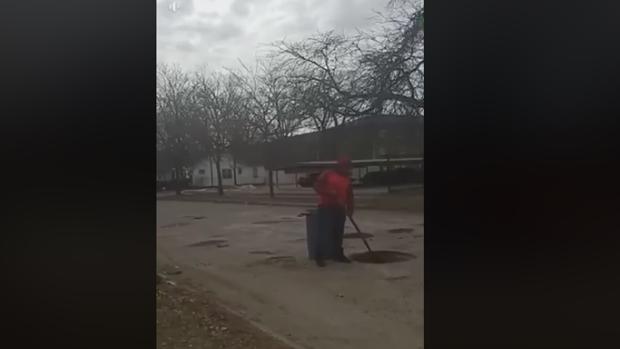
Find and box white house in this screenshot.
[192,153,297,187]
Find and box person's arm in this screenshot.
[346,181,354,217]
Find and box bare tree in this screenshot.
[193,71,246,195]
[273,1,424,124]
[232,58,305,197]
[274,32,362,129]
[156,64,200,194]
[355,1,424,116]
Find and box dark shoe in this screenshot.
[316,259,326,267]
[334,255,351,263]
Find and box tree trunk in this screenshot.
[215,156,224,196]
[233,154,238,186]
[209,157,214,187]
[268,170,274,198]
[174,167,182,195]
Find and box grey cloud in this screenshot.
[175,41,196,52]
[171,20,244,42]
[158,0,394,71]
[231,0,251,17]
[205,22,244,41]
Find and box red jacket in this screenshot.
[314,170,353,209]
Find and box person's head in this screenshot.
[336,156,352,176]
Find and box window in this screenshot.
[198,169,205,175]
[222,169,232,179]
[252,167,259,178]
[237,167,242,175]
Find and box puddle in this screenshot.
[343,232,374,239]
[187,239,228,247]
[249,250,275,255]
[388,228,414,234]
[160,222,191,228]
[349,250,415,264]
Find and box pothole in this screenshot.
[160,222,191,228]
[184,215,206,220]
[248,256,297,267]
[187,239,228,247]
[249,250,275,255]
[343,232,374,239]
[385,275,410,281]
[388,228,414,234]
[349,250,415,264]
[252,220,285,225]
[264,256,296,264]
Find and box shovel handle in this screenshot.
[348,215,373,253]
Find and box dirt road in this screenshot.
[157,201,424,349]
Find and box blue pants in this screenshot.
[316,205,346,260]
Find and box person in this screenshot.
[312,156,354,267]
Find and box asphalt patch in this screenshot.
[343,232,374,239]
[187,239,228,247]
[387,228,414,234]
[349,250,415,264]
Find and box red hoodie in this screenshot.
[315,169,353,209]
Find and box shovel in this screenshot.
[348,215,373,253]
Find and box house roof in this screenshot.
[275,157,424,172]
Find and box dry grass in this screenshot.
[157,279,293,349]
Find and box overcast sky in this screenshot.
[157,0,393,71]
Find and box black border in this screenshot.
[2,1,155,348]
[426,0,620,347]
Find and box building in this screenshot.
[191,154,297,187]
[264,115,424,170]
[191,115,423,187]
